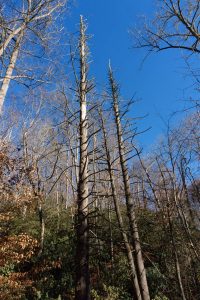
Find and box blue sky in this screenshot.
[65,0,197,148]
[5,0,197,149]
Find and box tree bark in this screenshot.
[75,16,90,300]
[0,30,23,114]
[99,109,142,300]
[108,64,150,300]
[0,25,25,58]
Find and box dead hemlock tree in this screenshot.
[134,0,200,54]
[108,64,150,300]
[98,107,142,300]
[0,0,66,114]
[75,16,90,300]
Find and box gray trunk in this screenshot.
[108,65,150,300]
[75,16,90,300]
[100,109,142,300]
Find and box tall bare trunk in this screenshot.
[108,65,150,300]
[75,16,90,300]
[0,30,23,114]
[99,109,142,300]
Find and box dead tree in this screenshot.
[108,64,150,300]
[99,107,142,300]
[75,16,90,300]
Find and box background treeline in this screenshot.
[0,1,200,300]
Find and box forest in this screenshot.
[0,1,199,299]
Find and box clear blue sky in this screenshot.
[6,0,197,148]
[66,0,197,148]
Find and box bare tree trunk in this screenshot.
[0,25,25,58]
[108,64,150,300]
[75,16,90,300]
[99,109,142,300]
[0,30,23,114]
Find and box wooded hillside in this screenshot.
[0,1,199,299]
